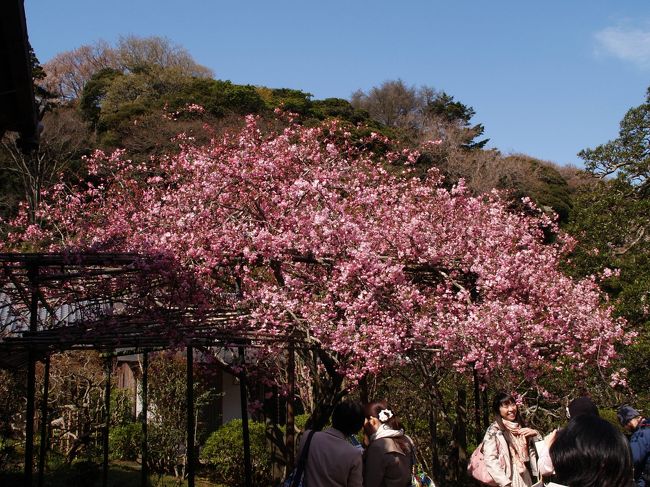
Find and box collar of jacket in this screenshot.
[323,427,347,440]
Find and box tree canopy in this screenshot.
[579,87,650,197]
[4,115,628,390]
[42,36,213,101]
[351,79,488,149]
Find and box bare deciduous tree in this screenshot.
[351,79,423,129]
[42,36,213,102]
[41,41,116,102]
[1,107,92,221]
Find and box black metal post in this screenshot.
[25,264,38,487]
[141,351,148,487]
[473,367,482,445]
[239,345,252,487]
[102,356,112,487]
[455,387,468,479]
[286,343,295,470]
[37,354,50,487]
[186,345,195,487]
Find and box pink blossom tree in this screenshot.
[4,115,630,425]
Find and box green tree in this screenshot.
[564,180,650,396]
[579,87,650,196]
[570,88,650,400]
[424,92,488,149]
[78,68,123,128]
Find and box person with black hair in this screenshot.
[537,395,600,477]
[297,400,366,487]
[363,400,413,487]
[482,392,541,487]
[549,413,633,487]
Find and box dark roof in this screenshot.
[0,0,39,149]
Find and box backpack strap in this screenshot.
[404,435,418,474]
[291,430,317,487]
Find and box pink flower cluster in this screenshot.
[4,116,629,383]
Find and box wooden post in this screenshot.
[141,351,148,487]
[187,345,195,487]
[37,354,50,487]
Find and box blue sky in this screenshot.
[25,0,650,167]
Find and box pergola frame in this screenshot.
[0,252,306,487]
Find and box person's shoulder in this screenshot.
[369,437,403,454]
[635,421,650,440]
[486,421,502,434]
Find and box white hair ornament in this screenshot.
[378,409,394,423]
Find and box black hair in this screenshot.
[550,414,633,487]
[331,400,365,436]
[567,396,599,419]
[491,391,527,455]
[491,391,526,425]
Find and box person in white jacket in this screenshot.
[482,392,541,487]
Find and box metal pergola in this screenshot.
[0,252,304,487]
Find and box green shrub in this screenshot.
[111,388,136,426]
[200,419,273,486]
[109,422,143,461]
[0,435,16,471]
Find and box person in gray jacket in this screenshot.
[482,392,540,487]
[297,400,365,487]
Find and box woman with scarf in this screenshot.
[363,401,413,487]
[482,392,541,487]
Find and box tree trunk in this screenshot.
[454,387,468,481]
[302,349,346,431]
[481,388,489,431]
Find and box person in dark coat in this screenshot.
[362,400,413,487]
[618,405,650,487]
